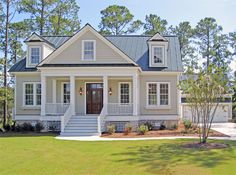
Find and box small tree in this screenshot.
[180,65,229,143]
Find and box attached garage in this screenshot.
[182,104,232,123]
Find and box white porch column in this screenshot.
[41,75,46,116]
[52,79,56,103]
[132,73,139,116]
[103,75,108,115]
[70,75,76,115]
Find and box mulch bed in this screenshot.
[101,129,228,138]
[182,142,229,149]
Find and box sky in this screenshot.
[13,0,236,71]
[77,0,236,34]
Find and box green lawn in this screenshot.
[1,134,236,175]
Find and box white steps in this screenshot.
[60,116,99,136]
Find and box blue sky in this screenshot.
[77,0,236,33]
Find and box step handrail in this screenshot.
[98,106,106,135]
[61,104,72,132]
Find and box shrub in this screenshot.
[137,124,148,135]
[159,123,166,130]
[22,122,34,131]
[15,124,22,132]
[49,124,57,132]
[107,124,116,135]
[3,124,11,132]
[11,122,16,131]
[35,122,44,132]
[183,120,192,130]
[170,124,178,130]
[124,123,132,135]
[181,129,188,134]
[143,121,154,131]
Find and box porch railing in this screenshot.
[107,103,133,116]
[45,103,70,115]
[61,104,72,132]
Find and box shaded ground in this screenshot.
[182,142,229,149]
[1,135,236,175]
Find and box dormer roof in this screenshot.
[148,32,168,42]
[24,33,56,48]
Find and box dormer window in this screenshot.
[82,40,96,61]
[149,44,167,67]
[148,33,168,68]
[29,46,41,65]
[153,46,164,64]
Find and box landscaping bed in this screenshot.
[102,129,228,138]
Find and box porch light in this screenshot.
[79,87,83,95]
[109,88,112,95]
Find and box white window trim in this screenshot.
[28,46,42,67]
[146,82,171,109]
[23,82,41,107]
[82,40,96,61]
[118,82,131,104]
[61,82,70,104]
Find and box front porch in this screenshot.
[41,75,138,116]
[40,74,140,135]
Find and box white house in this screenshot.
[9,24,186,136]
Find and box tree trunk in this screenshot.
[40,0,45,35]
[3,0,10,127]
[206,28,210,68]
[13,34,17,64]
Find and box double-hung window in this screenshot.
[147,82,170,107]
[36,84,41,105]
[153,46,163,63]
[160,83,169,105]
[119,83,131,104]
[148,83,157,105]
[24,82,41,106]
[62,83,70,103]
[150,45,166,67]
[30,47,41,65]
[82,40,95,60]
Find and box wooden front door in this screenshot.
[86,83,103,114]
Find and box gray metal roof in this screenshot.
[9,58,37,72]
[42,36,71,48]
[9,34,183,72]
[106,35,183,72]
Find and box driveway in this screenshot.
[211,123,236,138]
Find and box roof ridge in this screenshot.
[105,35,177,37]
[42,35,72,37]
[41,34,178,38]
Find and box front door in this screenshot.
[86,83,103,114]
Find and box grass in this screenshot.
[1,134,236,175]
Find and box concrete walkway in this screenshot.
[211,122,236,138]
[56,135,236,141]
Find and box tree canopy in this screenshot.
[143,14,168,35]
[99,5,142,35]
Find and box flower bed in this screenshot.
[101,129,228,138]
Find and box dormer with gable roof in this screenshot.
[24,33,55,68]
[148,33,169,68]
